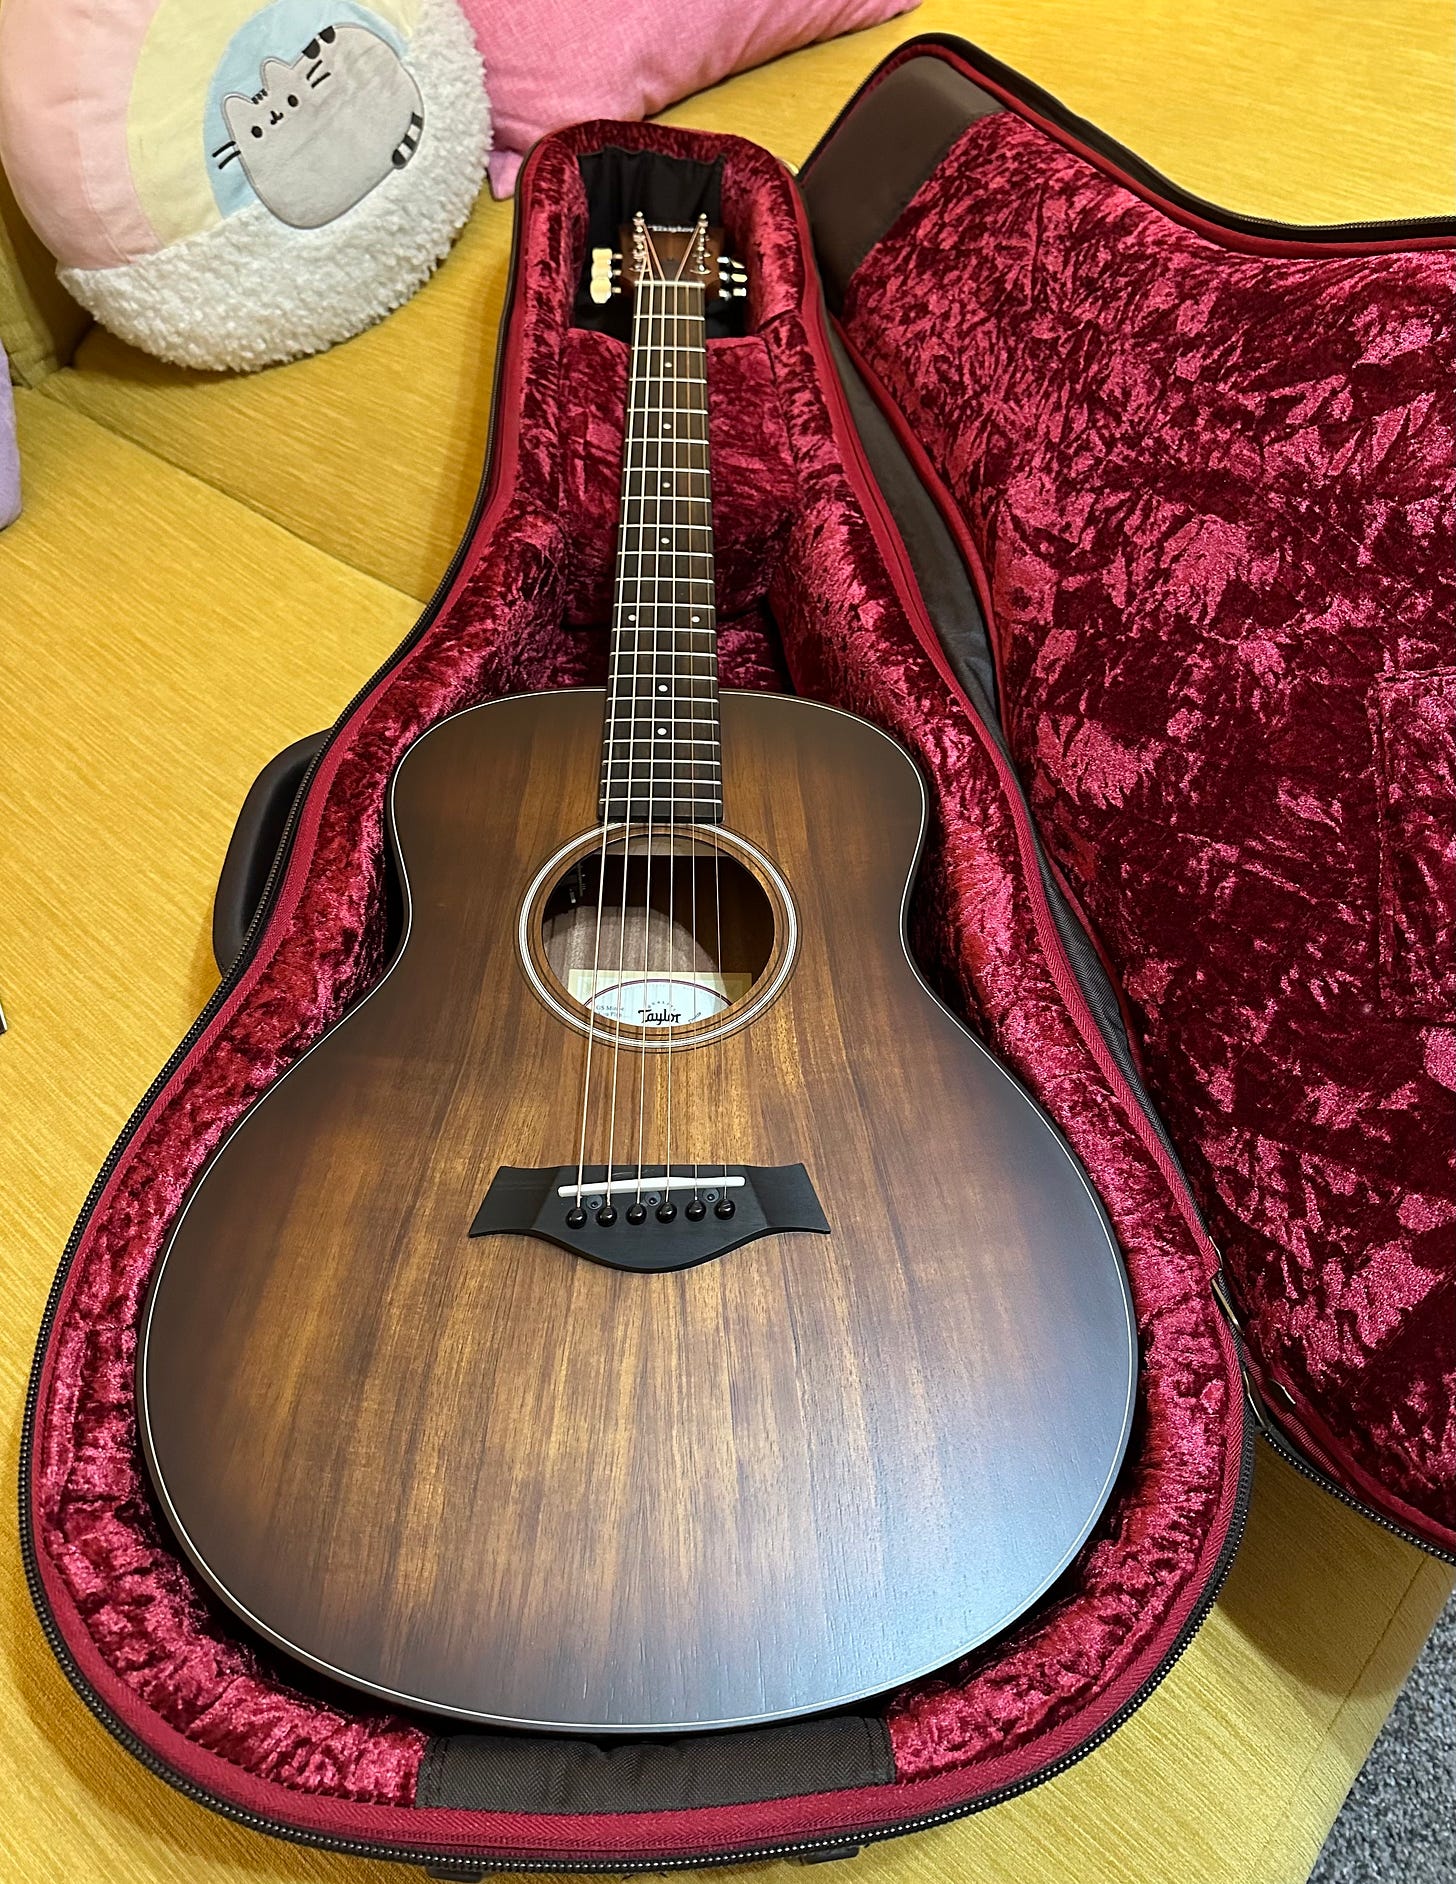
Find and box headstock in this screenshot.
[588,211,748,306]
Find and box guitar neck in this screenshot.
[601,275,722,826]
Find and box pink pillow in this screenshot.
[464,0,918,196]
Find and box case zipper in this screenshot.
[1210,1268,1456,1565]
[17,1402,1253,1873]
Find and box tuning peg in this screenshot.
[589,246,620,305]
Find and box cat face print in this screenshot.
[218,24,424,229]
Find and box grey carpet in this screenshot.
[1308,1590,1455,1884]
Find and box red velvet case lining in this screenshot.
[29,111,1260,1862]
[837,55,1456,1553]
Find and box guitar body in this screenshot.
[140,687,1137,1734]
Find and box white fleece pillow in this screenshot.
[0,0,491,372]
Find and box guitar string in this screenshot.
[609,224,674,1209]
[676,244,727,1194]
[661,247,687,1212]
[580,220,647,1205]
[687,293,702,1205]
[662,221,709,1213]
[638,243,700,1208]
[667,263,717,1205]
[602,219,657,1209]
[572,229,649,1212]
[632,247,665,1208]
[662,262,715,1204]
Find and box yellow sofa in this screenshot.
[2,5,1452,1881]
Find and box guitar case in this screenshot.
[22,36,1453,1876]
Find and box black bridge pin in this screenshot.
[625,1202,648,1225]
[685,1197,707,1222]
[596,1204,618,1226]
[714,1198,736,1219]
[565,1206,588,1228]
[655,1201,677,1223]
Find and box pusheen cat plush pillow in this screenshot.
[0,2,490,371]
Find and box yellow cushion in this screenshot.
[44,193,516,603]
[0,389,417,1069]
[42,0,1456,601]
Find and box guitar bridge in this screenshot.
[469,1164,829,1272]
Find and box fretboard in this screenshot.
[600,276,720,825]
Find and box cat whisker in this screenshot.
[306,60,323,79]
[215,149,242,169]
[212,140,238,158]
[308,69,331,87]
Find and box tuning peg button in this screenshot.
[588,245,618,304]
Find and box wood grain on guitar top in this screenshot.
[139,688,1136,1733]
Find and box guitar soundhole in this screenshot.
[521,828,796,1047]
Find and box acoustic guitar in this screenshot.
[140,218,1137,1735]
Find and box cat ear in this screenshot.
[221,93,249,134]
[261,58,293,91]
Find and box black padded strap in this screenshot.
[211,731,327,973]
[416,1715,894,1814]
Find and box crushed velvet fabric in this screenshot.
[560,328,799,625]
[32,114,1241,1826]
[1371,668,1456,1020]
[843,109,1456,1543]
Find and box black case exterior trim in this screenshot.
[799,57,1003,303]
[805,39,1456,251]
